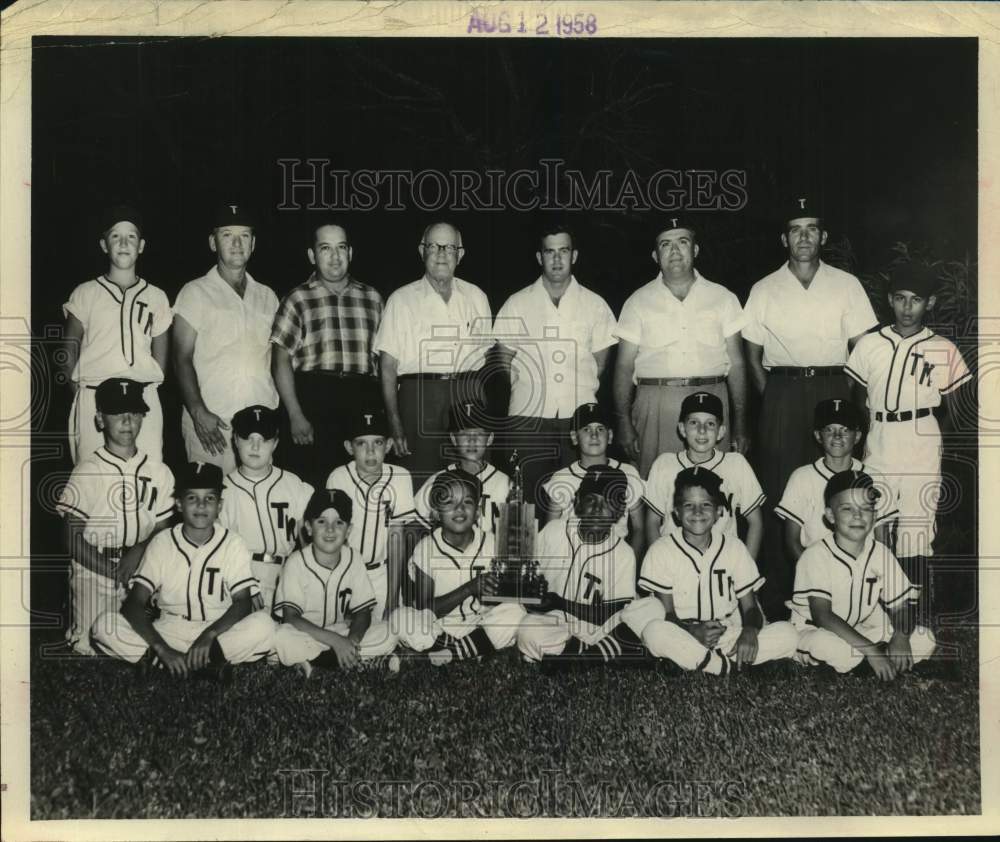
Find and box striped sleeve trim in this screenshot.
[155,504,175,518]
[130,574,156,592]
[390,508,418,523]
[734,575,764,598]
[793,587,832,601]
[349,598,376,615]
[56,503,89,520]
[274,600,304,617]
[881,585,921,608]
[940,370,973,395]
[844,364,867,387]
[742,492,766,517]
[642,498,665,517]
[773,504,804,525]
[229,576,257,594]
[637,576,671,595]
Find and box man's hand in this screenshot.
[684,619,724,648]
[186,628,217,671]
[191,406,229,455]
[617,420,641,462]
[886,632,914,675]
[865,650,898,682]
[389,418,411,457]
[732,626,759,669]
[154,642,190,678]
[289,412,315,446]
[328,633,361,670]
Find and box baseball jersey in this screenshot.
[408,526,495,632]
[273,545,377,635]
[219,467,313,559]
[326,461,416,572]
[130,523,258,622]
[790,535,919,630]
[638,531,763,626]
[415,463,511,533]
[537,518,636,607]
[644,450,765,539]
[543,458,645,538]
[57,447,175,550]
[775,458,899,547]
[845,326,972,414]
[63,277,172,385]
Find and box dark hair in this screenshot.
[672,468,726,510]
[429,468,482,511]
[311,219,351,249]
[537,222,575,252]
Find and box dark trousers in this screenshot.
[280,371,381,489]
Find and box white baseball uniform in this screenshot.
[219,466,314,612]
[517,519,636,661]
[622,531,797,671]
[326,461,415,616]
[273,545,397,665]
[789,534,936,672]
[846,326,971,557]
[543,458,645,538]
[56,447,174,655]
[394,527,525,652]
[91,523,275,664]
[414,463,510,534]
[775,457,899,548]
[64,277,172,463]
[644,450,765,539]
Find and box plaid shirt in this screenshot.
[270,274,383,374]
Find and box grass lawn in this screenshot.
[29,625,979,819]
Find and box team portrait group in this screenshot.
[56,196,972,685]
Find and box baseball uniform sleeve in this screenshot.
[938,338,973,395]
[56,465,96,521]
[273,553,306,618]
[591,294,619,353]
[407,534,433,582]
[390,469,416,520]
[843,277,879,339]
[130,530,168,594]
[154,463,176,521]
[720,289,747,338]
[150,287,173,337]
[865,467,900,527]
[325,465,348,492]
[612,293,643,345]
[740,283,765,346]
[345,555,377,615]
[62,281,93,325]
[637,539,674,595]
[878,546,920,611]
[269,293,304,355]
[791,545,832,610]
[222,532,258,597]
[642,455,672,517]
[624,466,646,513]
[171,281,205,333]
[774,467,808,525]
[609,542,637,602]
[844,337,870,387]
[730,538,764,598]
[733,455,766,516]
[414,473,438,527]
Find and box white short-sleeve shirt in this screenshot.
[543,458,645,539]
[741,261,878,368]
[493,277,618,418]
[219,467,314,558]
[373,277,493,375]
[415,463,510,534]
[613,273,745,379]
[172,267,280,419]
[408,527,495,632]
[63,277,172,385]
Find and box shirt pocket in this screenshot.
[639,316,678,350]
[694,311,725,348]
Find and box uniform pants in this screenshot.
[391,602,525,652]
[68,561,124,656]
[91,609,276,665]
[865,416,942,558]
[70,383,163,465]
[795,623,936,673]
[273,621,397,666]
[633,381,729,478]
[251,560,282,615]
[495,416,576,509]
[516,610,619,662]
[181,407,237,475]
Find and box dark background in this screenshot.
[29,36,979,620]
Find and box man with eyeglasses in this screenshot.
[613,217,750,479]
[269,221,384,487]
[374,221,493,478]
[493,222,618,504]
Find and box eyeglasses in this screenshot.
[423,242,462,255]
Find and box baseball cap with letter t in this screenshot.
[823,469,881,507]
[232,404,280,440]
[304,488,354,525]
[212,203,255,230]
[576,464,629,517]
[346,407,391,440]
[813,398,865,431]
[95,378,149,415]
[448,401,490,433]
[572,402,612,431]
[783,194,824,227]
[175,461,225,493]
[679,391,724,422]
[888,263,938,299]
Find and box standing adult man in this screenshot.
[173,204,280,475]
[374,221,493,479]
[270,221,384,487]
[613,218,750,479]
[493,223,619,503]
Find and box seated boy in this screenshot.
[415,402,510,534]
[623,467,798,675]
[543,403,646,556]
[91,462,276,678]
[775,398,897,562]
[395,469,525,665]
[789,470,936,680]
[518,465,644,667]
[644,392,765,560]
[326,408,415,621]
[57,377,175,655]
[219,404,313,612]
[273,489,399,677]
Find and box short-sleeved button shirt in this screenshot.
[638,531,763,626]
[493,277,618,418]
[273,545,377,635]
[741,262,878,368]
[415,463,510,534]
[845,326,972,414]
[373,277,492,375]
[172,267,280,419]
[130,523,258,622]
[775,458,899,548]
[63,277,172,385]
[643,450,766,539]
[791,535,918,630]
[219,467,314,558]
[543,458,645,539]
[614,273,745,379]
[57,447,175,550]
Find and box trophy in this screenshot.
[483,451,548,605]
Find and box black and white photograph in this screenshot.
[1,0,997,836]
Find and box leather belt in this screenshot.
[875,408,932,423]
[297,370,375,380]
[398,373,461,381]
[767,366,844,378]
[636,376,726,387]
[252,552,285,565]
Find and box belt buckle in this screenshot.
[803,367,816,378]
[259,552,274,564]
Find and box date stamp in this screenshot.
[466,8,598,37]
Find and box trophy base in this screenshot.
[482,593,544,606]
[482,572,547,606]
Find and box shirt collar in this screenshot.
[306,272,358,292]
[207,265,256,291]
[652,269,705,301]
[532,275,580,304]
[420,275,463,299]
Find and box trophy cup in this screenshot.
[483,451,547,605]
